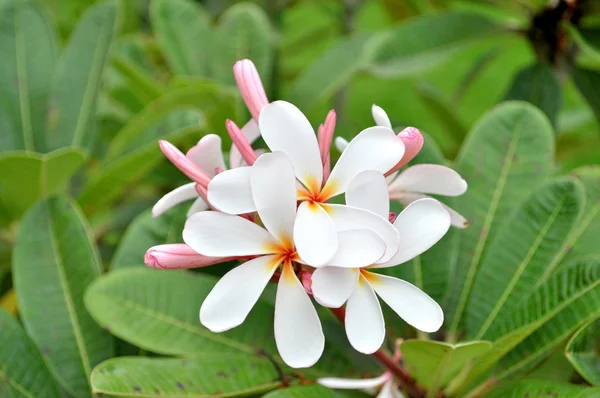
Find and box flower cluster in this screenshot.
[144,59,468,369]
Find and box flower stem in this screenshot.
[329,307,427,398]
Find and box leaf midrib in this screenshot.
[475,195,568,339]
[0,364,38,398]
[14,5,34,151]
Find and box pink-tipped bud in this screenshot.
[385,127,424,176]
[234,59,269,121]
[299,270,313,295]
[318,110,336,162]
[144,244,232,269]
[195,183,215,211]
[159,140,211,187]
[388,212,397,223]
[226,120,257,166]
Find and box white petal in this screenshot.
[372,104,392,129]
[251,152,297,243]
[207,167,256,214]
[311,267,358,308]
[391,192,469,229]
[186,196,208,217]
[375,198,450,268]
[230,119,261,169]
[345,274,385,354]
[294,202,338,267]
[323,204,399,263]
[186,134,226,177]
[275,262,324,368]
[346,170,390,218]
[367,272,444,333]
[152,182,198,217]
[334,136,349,153]
[328,229,386,268]
[318,373,389,390]
[376,380,402,398]
[200,255,279,332]
[324,126,404,198]
[259,101,323,190]
[389,164,467,196]
[183,211,276,257]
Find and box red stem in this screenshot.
[329,307,426,398]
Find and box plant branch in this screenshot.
[329,307,427,398]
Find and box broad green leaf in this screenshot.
[111,207,187,270]
[446,101,554,337]
[46,0,119,151]
[0,148,85,222]
[568,25,600,64]
[572,67,600,131]
[366,12,502,78]
[85,268,377,377]
[0,2,57,151]
[401,340,491,391]
[150,0,212,77]
[105,82,234,160]
[78,121,202,213]
[13,196,113,397]
[263,385,368,397]
[468,177,585,339]
[566,316,600,386]
[287,34,373,111]
[213,2,273,87]
[91,354,281,397]
[504,63,562,127]
[0,308,61,397]
[492,257,600,380]
[486,380,600,398]
[110,56,165,106]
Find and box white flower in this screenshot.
[311,171,450,354]
[182,152,387,368]
[319,372,405,398]
[152,122,261,217]
[335,104,468,228]
[208,100,406,266]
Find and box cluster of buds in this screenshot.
[144,59,468,369]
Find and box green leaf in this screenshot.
[46,0,119,151]
[446,101,555,337]
[566,315,600,386]
[110,56,165,107]
[78,120,203,213]
[366,12,502,78]
[572,67,600,132]
[105,82,234,160]
[91,354,281,397]
[504,63,562,127]
[111,207,187,270]
[263,385,367,397]
[0,2,57,151]
[213,2,273,87]
[0,308,61,397]
[401,340,491,391]
[13,196,114,397]
[486,380,600,398]
[468,177,585,339]
[150,0,212,77]
[493,257,600,380]
[287,34,373,110]
[0,148,85,222]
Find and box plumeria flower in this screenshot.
[336,104,468,228]
[311,171,450,354]
[152,59,267,218]
[319,372,404,398]
[182,152,387,368]
[208,100,405,266]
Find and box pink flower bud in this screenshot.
[234,59,269,121]
[226,120,257,166]
[385,127,424,176]
[388,212,397,223]
[144,244,233,269]
[299,270,313,295]
[159,140,211,187]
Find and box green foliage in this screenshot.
[486,380,600,398]
[13,196,113,397]
[566,316,600,386]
